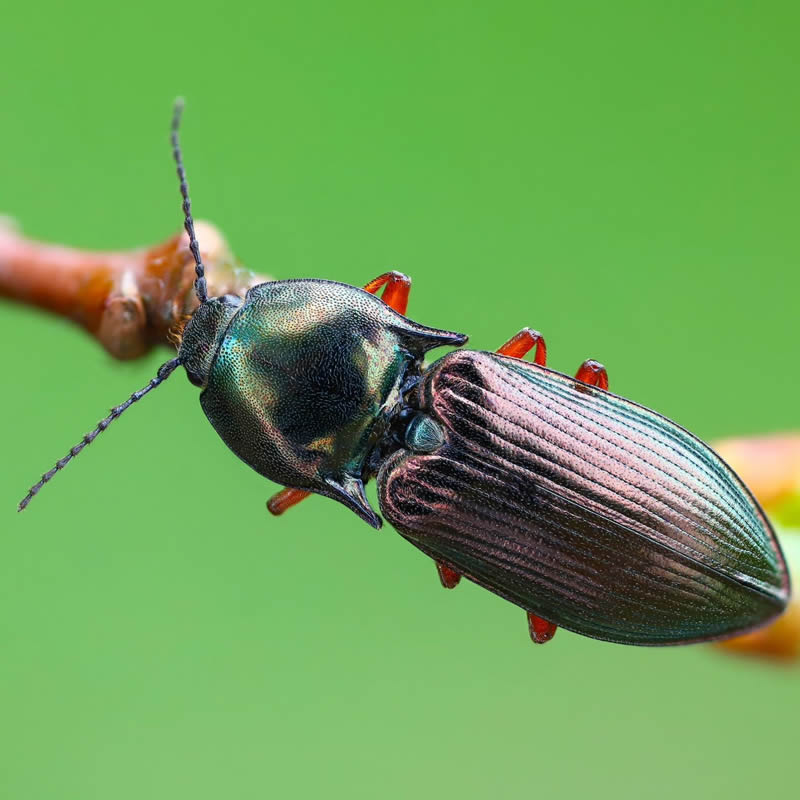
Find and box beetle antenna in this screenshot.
[18,358,181,512]
[171,98,208,304]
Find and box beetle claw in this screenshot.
[436,562,461,589]
[527,613,558,644]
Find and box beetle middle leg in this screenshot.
[575,359,609,391]
[496,328,547,365]
[528,613,558,644]
[497,330,559,644]
[431,328,548,591]
[268,272,413,518]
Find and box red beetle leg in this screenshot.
[574,359,609,390]
[527,613,558,644]
[363,271,412,316]
[436,562,462,589]
[496,328,547,365]
[267,487,311,516]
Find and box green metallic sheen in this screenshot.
[181,279,466,526]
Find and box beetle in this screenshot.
[18,100,790,647]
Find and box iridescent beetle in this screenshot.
[19,101,790,646]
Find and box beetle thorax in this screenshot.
[194,279,465,523]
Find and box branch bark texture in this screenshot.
[0,219,268,359]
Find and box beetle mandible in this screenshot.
[18,100,790,647]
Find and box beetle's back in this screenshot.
[378,351,789,645]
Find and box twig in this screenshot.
[0,218,268,359]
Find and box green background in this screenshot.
[2,2,798,798]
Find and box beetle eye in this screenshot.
[404,414,446,454]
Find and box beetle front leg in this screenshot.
[575,359,609,390]
[496,328,547,365]
[528,613,558,644]
[267,487,311,516]
[363,271,412,316]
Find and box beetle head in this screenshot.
[179,294,243,387]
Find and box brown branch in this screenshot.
[712,434,800,662]
[0,218,269,359]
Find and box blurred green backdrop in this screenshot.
[2,2,798,798]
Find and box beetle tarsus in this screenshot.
[527,613,558,644]
[436,562,461,589]
[574,359,609,391]
[496,328,547,365]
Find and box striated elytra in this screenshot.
[18,101,790,647]
[378,351,789,645]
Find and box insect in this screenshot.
[19,101,790,647]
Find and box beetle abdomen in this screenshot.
[377,351,789,645]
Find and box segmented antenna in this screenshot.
[171,98,208,304]
[18,358,181,511]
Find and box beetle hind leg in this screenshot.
[436,562,461,589]
[575,359,609,390]
[527,613,558,644]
